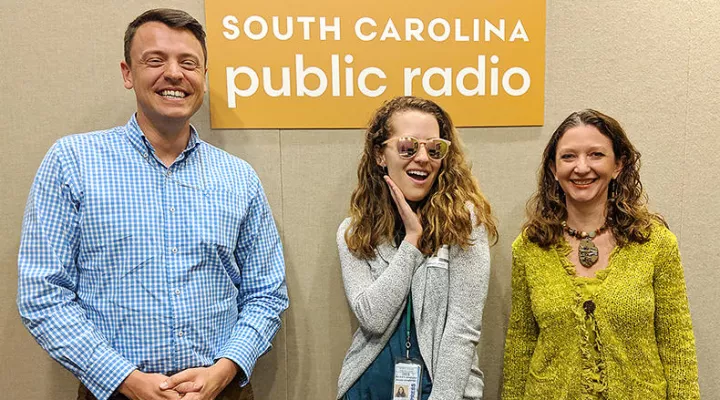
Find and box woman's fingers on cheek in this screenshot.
[383,178,393,193]
[384,175,412,213]
[389,187,402,205]
[385,176,400,193]
[387,187,398,204]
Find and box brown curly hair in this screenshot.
[346,96,498,259]
[523,109,665,248]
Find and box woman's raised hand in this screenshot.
[384,175,422,248]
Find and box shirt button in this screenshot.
[142,153,148,159]
[169,206,175,213]
[177,331,184,337]
[174,289,181,295]
[171,247,178,254]
[167,170,173,177]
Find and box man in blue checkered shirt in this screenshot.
[17,9,288,400]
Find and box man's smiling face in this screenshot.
[121,21,206,128]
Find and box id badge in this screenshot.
[392,358,423,400]
[426,245,449,270]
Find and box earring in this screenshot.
[607,179,618,223]
[608,179,617,202]
[555,180,565,199]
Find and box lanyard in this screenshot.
[405,294,412,359]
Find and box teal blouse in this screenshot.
[345,298,432,400]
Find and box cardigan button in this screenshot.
[583,300,596,315]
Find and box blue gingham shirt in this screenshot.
[17,115,288,400]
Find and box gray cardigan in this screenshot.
[336,217,490,400]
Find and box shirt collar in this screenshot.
[124,114,203,159]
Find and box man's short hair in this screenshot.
[124,8,207,66]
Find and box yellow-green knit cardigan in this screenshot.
[502,224,700,400]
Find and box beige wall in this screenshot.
[1,1,718,399]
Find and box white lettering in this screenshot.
[490,55,499,95]
[344,55,354,96]
[358,68,387,97]
[404,67,421,95]
[226,67,259,106]
[243,16,268,40]
[422,67,452,96]
[221,17,526,42]
[272,16,293,40]
[502,67,531,96]
[428,18,451,42]
[485,19,505,42]
[295,54,327,97]
[401,54,528,98]
[355,17,377,41]
[380,18,401,41]
[222,15,240,40]
[262,66,291,97]
[331,54,340,96]
[222,54,529,101]
[297,16,316,40]
[510,20,529,41]
[454,19,469,42]
[405,18,424,41]
[456,56,486,96]
[320,17,341,40]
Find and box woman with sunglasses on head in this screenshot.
[336,96,497,400]
[502,110,699,400]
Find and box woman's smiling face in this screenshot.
[552,124,622,208]
[377,110,443,202]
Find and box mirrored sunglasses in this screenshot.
[382,136,451,160]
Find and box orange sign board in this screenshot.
[205,0,545,128]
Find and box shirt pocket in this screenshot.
[201,189,245,249]
[199,188,245,292]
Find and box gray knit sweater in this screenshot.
[335,217,491,400]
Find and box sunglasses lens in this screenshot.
[396,137,418,158]
[427,140,449,159]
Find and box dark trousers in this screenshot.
[77,379,254,400]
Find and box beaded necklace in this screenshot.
[562,221,609,268]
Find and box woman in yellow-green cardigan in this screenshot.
[502,110,699,400]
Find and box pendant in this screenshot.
[578,238,599,268]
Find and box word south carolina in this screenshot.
[221,16,530,42]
